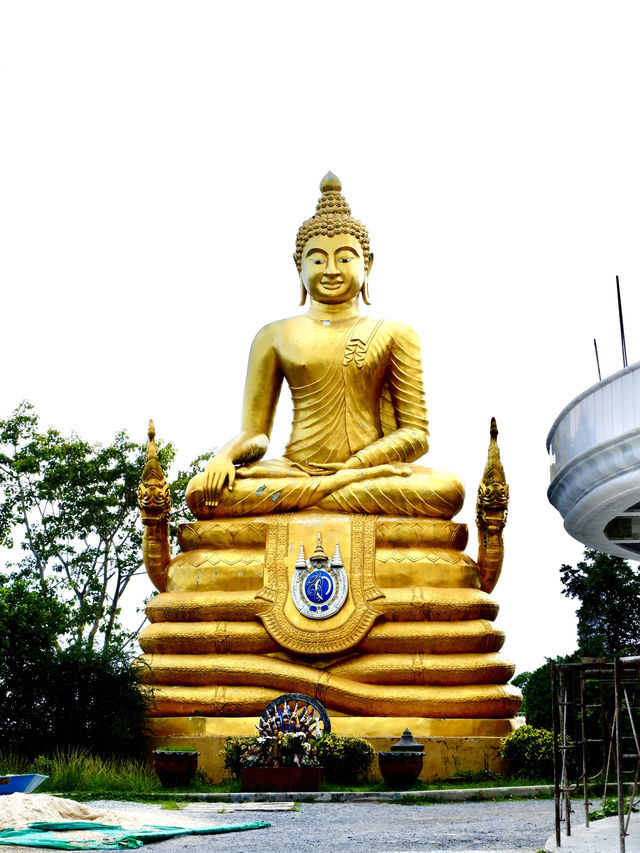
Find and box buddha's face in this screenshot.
[300,234,371,305]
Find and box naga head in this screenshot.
[138,420,171,525]
[476,418,509,530]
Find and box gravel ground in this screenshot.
[87,798,556,852]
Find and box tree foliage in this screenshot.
[560,548,640,657]
[0,574,68,752]
[0,574,150,757]
[0,402,176,649]
[513,548,640,731]
[513,651,579,730]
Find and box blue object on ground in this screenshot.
[0,775,48,795]
[0,820,271,849]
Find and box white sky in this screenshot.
[2,1,640,675]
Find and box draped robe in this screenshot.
[186,316,464,518]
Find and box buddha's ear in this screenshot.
[362,252,374,305]
[294,253,307,306]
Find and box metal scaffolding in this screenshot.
[551,657,640,852]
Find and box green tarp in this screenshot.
[0,820,271,849]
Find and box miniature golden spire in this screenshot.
[295,542,307,569]
[311,532,328,561]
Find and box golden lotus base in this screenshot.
[147,715,523,784]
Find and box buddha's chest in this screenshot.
[277,320,390,387]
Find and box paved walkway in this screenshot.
[4,796,637,851]
[91,798,639,852]
[91,798,555,851]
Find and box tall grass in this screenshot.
[0,748,161,795]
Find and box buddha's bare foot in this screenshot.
[330,462,411,491]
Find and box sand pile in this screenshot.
[0,793,150,831]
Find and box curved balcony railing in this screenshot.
[547,362,640,480]
[547,361,640,559]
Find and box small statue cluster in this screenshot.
[240,702,321,769]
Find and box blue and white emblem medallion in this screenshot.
[291,533,348,620]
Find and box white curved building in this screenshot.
[547,361,640,559]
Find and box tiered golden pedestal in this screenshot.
[138,511,521,781]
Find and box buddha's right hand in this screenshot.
[203,456,236,507]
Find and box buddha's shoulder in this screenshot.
[375,317,421,344]
[249,316,306,353]
[251,315,303,339]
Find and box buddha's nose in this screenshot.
[324,256,340,277]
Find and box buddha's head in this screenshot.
[295,173,373,306]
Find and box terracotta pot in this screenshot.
[377,752,424,788]
[152,750,199,788]
[242,765,324,792]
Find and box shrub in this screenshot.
[316,733,375,783]
[501,725,554,779]
[0,575,151,759]
[43,645,151,758]
[220,737,258,779]
[221,733,376,784]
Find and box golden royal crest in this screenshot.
[291,532,348,620]
[255,513,385,656]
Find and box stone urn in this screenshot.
[377,729,424,788]
[152,748,199,788]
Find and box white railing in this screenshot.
[547,362,640,480]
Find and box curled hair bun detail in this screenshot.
[295,172,371,272]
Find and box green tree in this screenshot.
[0,574,68,753]
[512,651,579,730]
[560,548,640,657]
[0,573,150,757]
[0,402,176,649]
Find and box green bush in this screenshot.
[220,737,258,779]
[221,733,375,784]
[316,733,375,783]
[501,725,554,779]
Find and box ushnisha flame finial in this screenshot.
[315,171,351,216]
[320,171,342,193]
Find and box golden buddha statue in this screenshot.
[136,174,521,780]
[185,172,462,520]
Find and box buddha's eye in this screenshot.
[338,258,352,263]
[311,259,324,265]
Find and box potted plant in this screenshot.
[152,745,199,788]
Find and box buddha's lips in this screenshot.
[321,281,343,289]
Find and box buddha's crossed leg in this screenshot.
[186,461,464,520]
